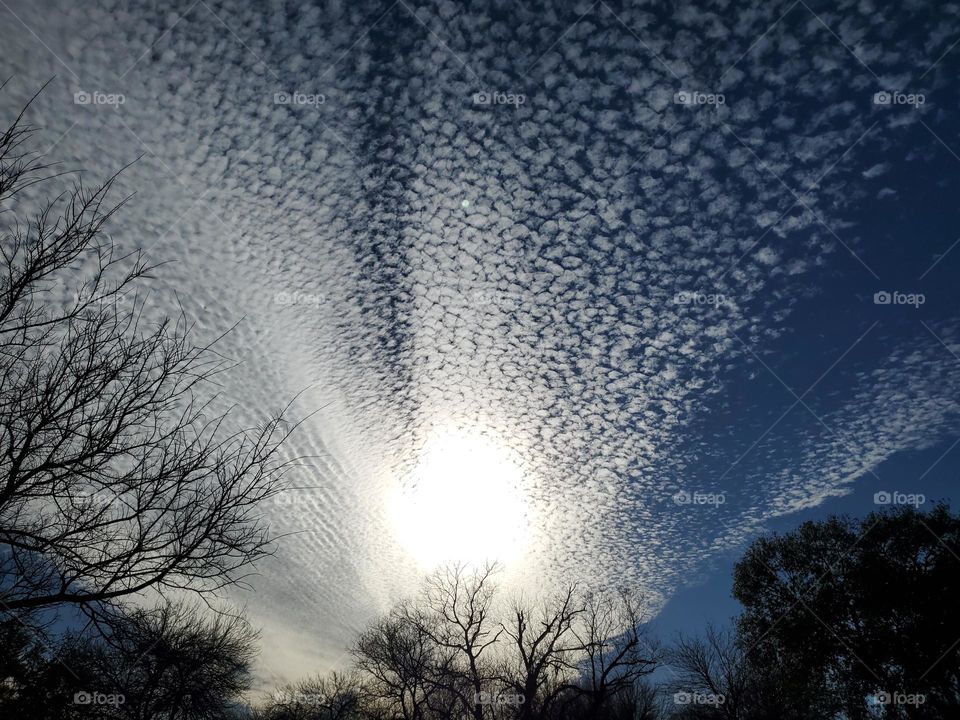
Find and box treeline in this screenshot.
[4,503,958,719]
[257,565,658,720]
[2,602,256,718]
[252,503,960,720]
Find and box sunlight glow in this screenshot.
[389,428,531,569]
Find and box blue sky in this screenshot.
[2,0,959,686]
[652,108,960,624]
[655,439,960,638]
[653,131,960,632]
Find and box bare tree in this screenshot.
[616,680,663,720]
[257,670,371,720]
[89,601,258,720]
[564,589,658,719]
[353,601,454,720]
[419,563,503,720]
[666,626,751,720]
[344,566,662,720]
[500,585,584,720]
[0,599,257,720]
[0,93,298,619]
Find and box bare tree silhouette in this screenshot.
[419,563,502,720]
[91,601,258,719]
[571,589,659,718]
[500,584,584,720]
[666,626,753,720]
[0,599,259,719]
[0,92,298,621]
[256,671,372,720]
[354,601,452,720]
[326,564,660,720]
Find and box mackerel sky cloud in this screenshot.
[3,0,959,685]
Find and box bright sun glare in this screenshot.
[389,428,531,569]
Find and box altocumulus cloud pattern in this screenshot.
[3,0,960,681]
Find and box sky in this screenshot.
[2,0,960,688]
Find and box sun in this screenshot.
[389,428,531,569]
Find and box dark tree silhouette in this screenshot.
[501,584,585,720]
[336,564,659,720]
[89,601,258,720]
[0,94,297,621]
[353,601,453,720]
[255,671,372,720]
[733,503,960,720]
[0,615,99,719]
[419,563,502,720]
[0,600,257,719]
[664,625,805,720]
[572,588,659,717]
